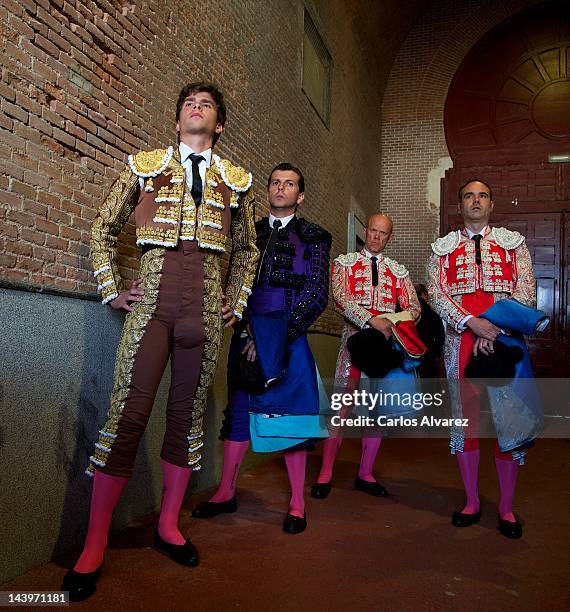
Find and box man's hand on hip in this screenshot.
[110,278,144,312]
[466,317,500,341]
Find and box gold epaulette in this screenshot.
[431,230,461,256]
[492,227,524,250]
[212,154,252,192]
[128,146,174,178]
[383,256,409,279]
[335,252,360,267]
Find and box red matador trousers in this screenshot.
[457,290,514,461]
[86,241,223,478]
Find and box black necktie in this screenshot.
[258,219,282,282]
[188,153,204,204]
[371,256,379,287]
[472,234,482,265]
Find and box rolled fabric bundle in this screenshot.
[465,339,524,384]
[468,298,546,454]
[240,310,289,393]
[347,328,403,378]
[479,298,550,335]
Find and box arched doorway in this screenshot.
[442,1,570,376]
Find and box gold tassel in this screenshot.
[145,177,154,192]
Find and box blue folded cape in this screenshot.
[479,299,548,453]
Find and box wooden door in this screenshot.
[492,212,566,376]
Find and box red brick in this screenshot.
[35,218,60,235]
[1,98,28,123]
[0,159,25,180]
[71,216,91,232]
[5,41,34,69]
[23,199,48,217]
[11,238,33,255]
[36,6,62,32]
[60,198,81,215]
[52,127,75,148]
[4,268,29,281]
[0,224,12,244]
[32,245,57,262]
[23,169,49,189]
[65,119,86,140]
[34,33,59,56]
[10,179,36,199]
[20,227,46,245]
[18,256,44,272]
[45,235,68,250]
[29,114,53,136]
[60,225,81,240]
[0,253,17,268]
[37,161,63,181]
[0,81,17,102]
[7,209,34,227]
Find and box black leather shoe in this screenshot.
[354,475,388,497]
[451,509,481,527]
[191,497,237,518]
[498,515,522,539]
[61,566,101,602]
[310,481,332,499]
[152,531,199,567]
[282,513,307,534]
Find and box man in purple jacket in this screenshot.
[193,162,331,533]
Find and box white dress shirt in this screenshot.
[269,213,295,228]
[179,142,212,190]
[363,248,381,259]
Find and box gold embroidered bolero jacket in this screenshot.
[90,146,259,318]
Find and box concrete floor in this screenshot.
[2,438,569,611]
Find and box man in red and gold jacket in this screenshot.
[428,179,536,539]
[311,213,421,500]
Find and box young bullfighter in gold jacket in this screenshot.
[62,83,258,601]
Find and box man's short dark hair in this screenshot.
[458,178,493,201]
[176,83,226,143]
[267,163,305,193]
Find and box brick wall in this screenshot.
[0,0,419,335]
[380,0,543,283]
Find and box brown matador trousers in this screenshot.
[90,241,214,478]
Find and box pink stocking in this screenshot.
[456,449,480,514]
[284,448,307,518]
[495,457,519,522]
[317,436,343,484]
[358,436,382,483]
[74,471,128,573]
[210,440,249,503]
[158,460,192,545]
